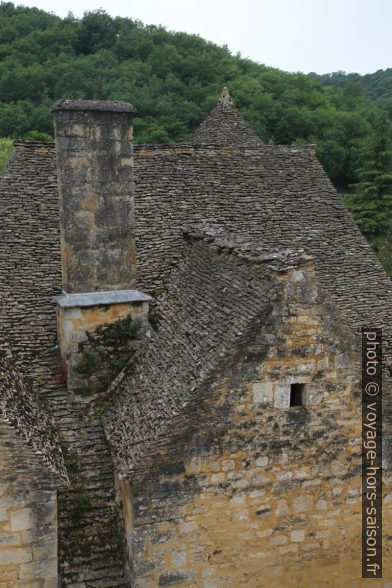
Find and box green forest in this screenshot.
[0,2,391,274]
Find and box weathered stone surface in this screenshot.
[274,384,291,409]
[0,423,59,586]
[108,232,391,586]
[53,101,136,293]
[0,137,131,584]
[252,382,273,404]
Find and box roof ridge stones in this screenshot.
[218,86,234,108]
[51,99,136,113]
[190,87,264,147]
[183,225,314,271]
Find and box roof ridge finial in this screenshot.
[219,87,233,108]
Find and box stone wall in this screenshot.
[55,296,150,397]
[121,259,391,587]
[0,422,58,586]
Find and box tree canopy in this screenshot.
[0,2,388,184]
[345,114,392,274]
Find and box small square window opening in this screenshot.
[290,383,305,407]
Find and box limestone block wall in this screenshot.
[123,266,391,587]
[0,423,58,587]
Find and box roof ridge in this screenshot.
[13,140,55,149]
[218,86,233,108]
[190,88,264,147]
[183,226,313,271]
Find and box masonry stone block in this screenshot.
[274,384,290,408]
[10,508,35,532]
[0,547,33,565]
[290,529,305,543]
[252,382,273,404]
[19,557,57,580]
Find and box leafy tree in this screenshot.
[345,114,392,274]
[0,136,12,174]
[74,10,119,55]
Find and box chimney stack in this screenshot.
[52,100,150,394]
[52,99,136,293]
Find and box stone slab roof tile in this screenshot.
[103,233,289,476]
[0,343,68,486]
[133,143,392,370]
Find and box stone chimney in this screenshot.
[52,100,150,395]
[52,99,136,292]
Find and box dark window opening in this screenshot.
[290,383,305,407]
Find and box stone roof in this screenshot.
[133,142,392,368]
[0,141,130,577]
[0,343,68,486]
[0,97,391,476]
[0,141,67,486]
[104,230,312,477]
[0,141,60,361]
[190,88,264,146]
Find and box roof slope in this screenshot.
[103,231,310,477]
[0,142,131,579]
[0,141,67,485]
[134,143,392,369]
[0,343,67,486]
[190,88,263,147]
[0,141,61,361]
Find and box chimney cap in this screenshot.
[51,99,136,114]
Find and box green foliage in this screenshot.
[75,348,103,378]
[108,315,138,342]
[0,137,12,174]
[151,288,166,297]
[23,129,53,141]
[95,403,108,417]
[148,289,165,330]
[0,2,388,187]
[74,315,140,397]
[148,309,161,330]
[345,114,392,274]
[315,69,392,118]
